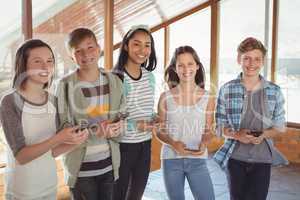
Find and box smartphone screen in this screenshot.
[184,148,200,152]
[112,112,129,123]
[249,130,262,137]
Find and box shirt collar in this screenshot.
[236,72,271,89]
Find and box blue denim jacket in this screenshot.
[213,73,288,170]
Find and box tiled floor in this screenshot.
[143,158,300,200]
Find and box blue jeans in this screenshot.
[163,158,215,200]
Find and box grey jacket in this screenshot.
[56,69,125,187]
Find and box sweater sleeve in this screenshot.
[0,93,26,156]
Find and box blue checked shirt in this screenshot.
[213,73,288,169]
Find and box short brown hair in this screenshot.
[237,37,267,56]
[66,28,98,51]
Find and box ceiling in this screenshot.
[33,0,209,44]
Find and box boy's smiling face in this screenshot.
[71,36,101,69]
[238,49,264,78]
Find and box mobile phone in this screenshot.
[75,120,89,133]
[150,113,161,124]
[112,112,129,123]
[75,125,88,133]
[184,148,201,152]
[248,130,262,137]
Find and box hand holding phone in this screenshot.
[73,120,89,134]
[112,112,129,123]
[184,147,206,155]
[247,130,262,137]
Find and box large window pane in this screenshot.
[32,0,104,80]
[0,0,22,97]
[219,0,266,86]
[277,0,300,123]
[0,0,22,166]
[169,7,211,89]
[152,29,165,108]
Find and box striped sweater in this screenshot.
[118,67,156,143]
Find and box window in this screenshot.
[218,0,266,86]
[169,7,211,88]
[152,29,165,108]
[32,0,105,80]
[0,0,22,96]
[0,0,22,164]
[277,0,300,124]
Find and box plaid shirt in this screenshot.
[213,73,287,169]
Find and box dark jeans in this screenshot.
[70,170,115,200]
[227,158,271,200]
[114,140,151,200]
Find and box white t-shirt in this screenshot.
[161,90,209,160]
[1,92,57,200]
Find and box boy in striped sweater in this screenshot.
[56,28,125,200]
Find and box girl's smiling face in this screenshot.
[126,31,152,66]
[175,52,199,83]
[26,47,55,86]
